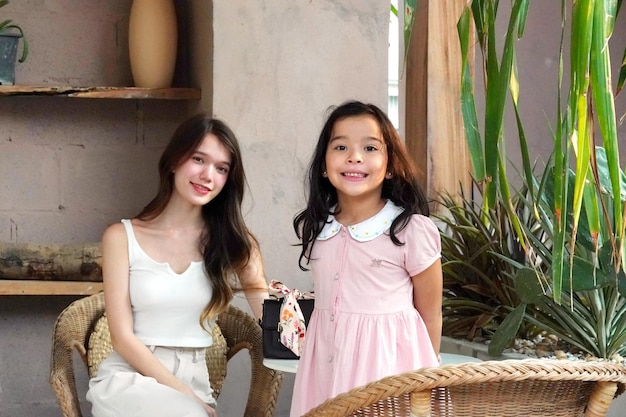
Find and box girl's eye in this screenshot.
[334,145,347,151]
[365,145,378,152]
[192,156,204,163]
[217,166,229,174]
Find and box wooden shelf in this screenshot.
[0,85,201,100]
[0,280,103,295]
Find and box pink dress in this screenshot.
[290,200,441,416]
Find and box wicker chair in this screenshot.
[49,292,283,417]
[302,359,626,417]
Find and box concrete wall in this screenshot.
[0,0,387,416]
[208,0,389,289]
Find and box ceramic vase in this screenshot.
[128,0,178,88]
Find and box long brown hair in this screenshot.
[294,101,429,270]
[138,113,254,328]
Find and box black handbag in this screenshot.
[261,298,314,359]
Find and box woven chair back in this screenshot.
[302,359,626,417]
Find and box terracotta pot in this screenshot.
[128,0,178,88]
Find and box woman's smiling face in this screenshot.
[172,133,232,207]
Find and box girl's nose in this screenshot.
[348,151,363,164]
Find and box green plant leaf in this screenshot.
[562,255,610,291]
[595,147,626,199]
[515,268,544,303]
[589,0,623,247]
[488,303,526,356]
[402,0,417,69]
[457,7,484,181]
[598,239,626,284]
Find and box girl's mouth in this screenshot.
[342,172,367,178]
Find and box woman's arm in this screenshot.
[236,237,269,319]
[101,223,212,413]
[411,259,443,355]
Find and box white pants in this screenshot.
[87,346,215,417]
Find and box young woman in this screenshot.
[87,114,268,417]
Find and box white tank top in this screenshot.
[123,219,214,347]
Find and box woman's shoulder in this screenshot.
[102,220,130,244]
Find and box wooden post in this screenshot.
[405,0,472,207]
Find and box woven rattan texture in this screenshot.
[49,292,284,417]
[303,359,626,417]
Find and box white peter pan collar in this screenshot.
[317,200,404,242]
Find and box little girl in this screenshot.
[290,101,442,416]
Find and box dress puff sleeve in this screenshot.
[403,214,442,277]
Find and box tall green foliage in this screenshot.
[458,0,625,302]
[455,0,626,357]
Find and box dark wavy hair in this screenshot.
[293,100,429,270]
[137,113,255,326]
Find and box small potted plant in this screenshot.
[0,0,28,85]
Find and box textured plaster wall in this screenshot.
[208,0,389,295]
[197,2,389,416]
[0,1,387,416]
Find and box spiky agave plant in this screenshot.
[435,185,529,342]
[510,149,626,359]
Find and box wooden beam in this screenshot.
[0,280,103,295]
[0,242,102,281]
[405,0,472,206]
[405,0,429,193]
[0,86,201,100]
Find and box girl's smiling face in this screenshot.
[173,133,232,207]
[324,115,388,201]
